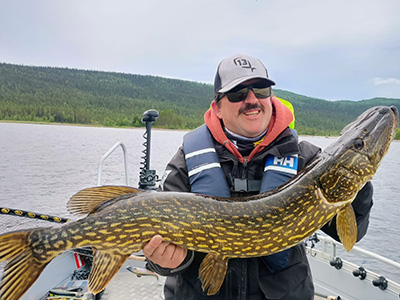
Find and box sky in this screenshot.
[1,0,400,101]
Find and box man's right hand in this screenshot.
[143,235,187,269]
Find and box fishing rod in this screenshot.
[0,207,69,223]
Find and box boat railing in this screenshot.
[97,141,129,186]
[308,233,400,270]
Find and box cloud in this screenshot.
[1,0,400,100]
[370,77,400,86]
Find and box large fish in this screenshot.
[0,106,398,299]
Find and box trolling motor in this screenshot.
[139,109,159,190]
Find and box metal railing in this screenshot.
[97,141,129,186]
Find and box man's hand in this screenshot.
[143,235,187,269]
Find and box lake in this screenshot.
[0,122,399,279]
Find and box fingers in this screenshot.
[143,235,163,257]
[143,235,188,269]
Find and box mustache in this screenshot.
[238,103,264,115]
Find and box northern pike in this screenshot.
[0,106,398,299]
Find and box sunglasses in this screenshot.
[218,82,272,103]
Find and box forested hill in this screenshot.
[1,62,399,137]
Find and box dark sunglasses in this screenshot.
[218,82,272,103]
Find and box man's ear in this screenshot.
[211,100,222,119]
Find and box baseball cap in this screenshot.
[214,54,276,96]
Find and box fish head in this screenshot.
[320,106,398,203]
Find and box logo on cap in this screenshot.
[233,58,256,72]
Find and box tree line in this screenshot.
[0,62,399,138]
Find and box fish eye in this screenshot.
[353,139,365,150]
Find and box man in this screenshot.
[143,54,373,299]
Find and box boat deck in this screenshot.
[102,265,166,300]
[101,261,329,300]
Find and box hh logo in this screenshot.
[234,57,256,72]
[264,154,298,175]
[273,156,296,168]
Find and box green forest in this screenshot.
[1,63,399,138]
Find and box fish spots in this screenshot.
[179,221,191,227]
[215,239,227,243]
[85,232,97,237]
[298,216,307,226]
[173,233,185,238]
[272,226,283,233]
[99,229,111,235]
[141,231,156,236]
[233,242,244,246]
[227,232,242,236]
[244,230,258,235]
[164,222,180,230]
[124,228,140,233]
[241,247,252,252]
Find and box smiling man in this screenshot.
[143,54,374,299]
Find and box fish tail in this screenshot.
[0,230,48,300]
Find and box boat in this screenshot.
[1,109,400,300]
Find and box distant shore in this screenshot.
[2,119,399,140]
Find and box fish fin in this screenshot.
[0,230,48,300]
[199,253,228,295]
[68,185,143,216]
[336,204,357,252]
[88,249,130,294]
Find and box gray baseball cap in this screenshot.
[214,54,275,96]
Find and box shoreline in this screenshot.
[1,120,399,140]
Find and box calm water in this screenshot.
[1,122,399,278]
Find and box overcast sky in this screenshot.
[1,0,400,101]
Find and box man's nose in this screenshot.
[244,88,259,103]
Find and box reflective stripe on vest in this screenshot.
[183,125,230,197]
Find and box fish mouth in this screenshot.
[366,106,398,165]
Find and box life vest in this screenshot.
[183,124,299,272]
[277,97,295,129]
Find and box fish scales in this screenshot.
[0,106,398,299]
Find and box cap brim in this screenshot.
[218,76,275,94]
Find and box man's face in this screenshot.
[212,79,273,138]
